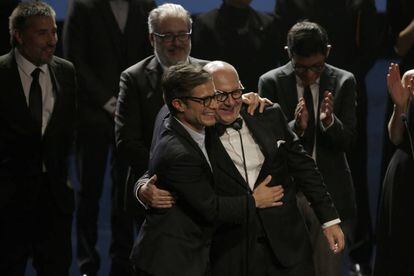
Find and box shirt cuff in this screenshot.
[321,218,341,229]
[320,114,334,131]
[135,181,150,210]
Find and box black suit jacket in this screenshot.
[63,0,155,130]
[0,51,77,214]
[209,105,338,274]
[115,55,207,210]
[259,62,357,220]
[130,115,255,276]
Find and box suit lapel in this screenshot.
[3,52,37,133]
[144,57,162,98]
[168,116,212,174]
[278,64,298,121]
[43,58,60,137]
[241,110,278,188]
[208,129,249,189]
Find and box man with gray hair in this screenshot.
[115,3,207,240]
[0,1,76,275]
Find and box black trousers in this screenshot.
[250,237,314,276]
[0,173,73,276]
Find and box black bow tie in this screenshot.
[216,118,243,136]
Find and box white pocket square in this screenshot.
[276,139,286,148]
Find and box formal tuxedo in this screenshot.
[259,63,357,275]
[63,0,155,274]
[130,115,255,276]
[208,105,338,275]
[0,50,76,275]
[191,2,279,91]
[115,55,208,212]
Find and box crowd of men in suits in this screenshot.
[1,0,410,276]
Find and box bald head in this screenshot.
[204,61,241,92]
[204,61,244,125]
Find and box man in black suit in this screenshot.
[115,3,208,226]
[259,21,357,276]
[131,63,283,276]
[138,61,345,276]
[274,2,378,272]
[191,0,279,91]
[63,0,155,274]
[0,2,76,275]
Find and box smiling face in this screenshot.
[174,79,218,132]
[211,66,243,125]
[151,16,191,67]
[15,15,57,66]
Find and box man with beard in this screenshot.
[115,3,207,229]
[0,2,77,275]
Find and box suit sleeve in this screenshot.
[152,145,255,224]
[319,74,357,152]
[115,70,149,175]
[63,0,114,107]
[274,107,339,223]
[258,73,278,103]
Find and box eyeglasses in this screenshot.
[292,60,325,74]
[179,92,224,107]
[153,30,192,43]
[215,88,245,102]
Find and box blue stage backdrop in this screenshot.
[25,0,386,21]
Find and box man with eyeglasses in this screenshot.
[114,2,208,259]
[130,62,283,276]
[259,21,357,276]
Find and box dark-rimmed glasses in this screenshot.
[216,88,245,102]
[179,91,226,107]
[153,30,192,43]
[292,60,325,74]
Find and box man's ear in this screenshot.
[14,29,23,46]
[326,45,331,58]
[172,99,186,113]
[149,33,155,48]
[284,46,292,59]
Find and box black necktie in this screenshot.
[29,68,42,136]
[216,117,243,136]
[303,86,315,154]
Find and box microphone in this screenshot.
[401,113,414,160]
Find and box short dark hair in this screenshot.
[287,21,329,58]
[162,63,212,115]
[9,1,56,47]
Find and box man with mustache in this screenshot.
[0,1,77,275]
[115,3,208,229]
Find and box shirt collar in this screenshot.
[14,48,48,77]
[295,75,320,88]
[174,117,206,147]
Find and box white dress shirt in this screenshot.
[15,48,55,136]
[219,118,264,191]
[295,76,333,159]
